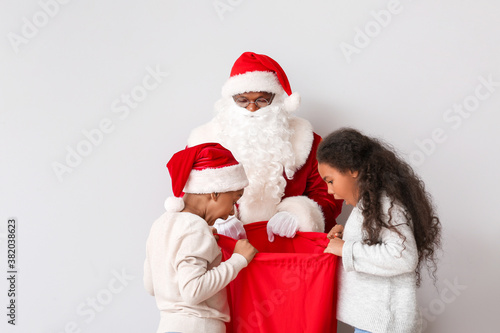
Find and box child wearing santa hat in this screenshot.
[143,143,258,333]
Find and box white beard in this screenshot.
[212,96,296,223]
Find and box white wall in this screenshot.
[1,1,498,332]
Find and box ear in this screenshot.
[350,170,359,178]
[210,192,220,201]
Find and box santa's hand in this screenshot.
[214,216,247,240]
[267,211,299,242]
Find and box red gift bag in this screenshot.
[218,221,338,333]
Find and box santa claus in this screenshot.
[186,52,343,241]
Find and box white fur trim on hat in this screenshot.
[183,164,249,194]
[283,92,301,113]
[165,196,185,212]
[221,71,285,97]
[276,196,325,232]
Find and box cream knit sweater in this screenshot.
[337,195,422,333]
[144,211,248,333]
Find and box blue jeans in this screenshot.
[354,329,371,333]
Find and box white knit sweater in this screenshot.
[144,212,248,333]
[337,195,422,333]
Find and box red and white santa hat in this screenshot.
[221,52,301,112]
[164,143,248,212]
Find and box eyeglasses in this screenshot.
[233,94,275,108]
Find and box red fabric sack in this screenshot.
[218,221,338,333]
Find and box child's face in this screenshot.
[318,163,359,206]
[206,189,245,225]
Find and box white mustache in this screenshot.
[232,104,276,119]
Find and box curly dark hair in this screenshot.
[317,128,441,286]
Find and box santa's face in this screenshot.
[214,92,289,134]
[232,91,275,112]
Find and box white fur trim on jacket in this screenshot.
[187,121,222,147]
[287,117,314,173]
[183,164,249,194]
[221,71,285,97]
[187,117,314,174]
[276,196,325,232]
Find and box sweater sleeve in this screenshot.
[143,253,154,296]
[342,205,418,277]
[175,224,248,305]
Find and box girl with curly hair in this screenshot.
[317,128,441,333]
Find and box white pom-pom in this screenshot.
[164,197,185,212]
[283,92,301,113]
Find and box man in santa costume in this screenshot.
[187,52,343,241]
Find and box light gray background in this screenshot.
[1,1,499,332]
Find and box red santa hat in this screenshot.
[164,143,248,211]
[221,52,301,112]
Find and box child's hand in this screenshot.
[324,238,344,256]
[327,224,344,240]
[210,227,219,241]
[234,239,258,263]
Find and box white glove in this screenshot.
[267,211,299,242]
[213,216,247,240]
